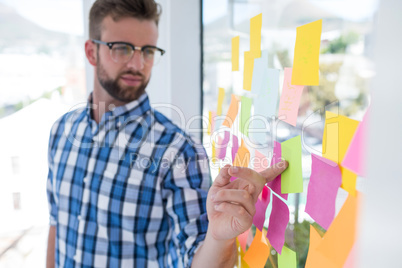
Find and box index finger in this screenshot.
[260,160,288,182]
[228,160,288,184]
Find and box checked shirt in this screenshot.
[47,93,210,267]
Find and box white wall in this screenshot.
[83,0,202,139]
[357,0,402,267]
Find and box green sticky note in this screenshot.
[240,96,252,137]
[278,246,297,268]
[281,135,303,193]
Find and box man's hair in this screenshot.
[89,0,161,40]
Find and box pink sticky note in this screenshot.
[217,131,230,160]
[253,186,271,231]
[238,228,250,252]
[230,134,239,182]
[342,113,368,176]
[266,194,289,254]
[267,141,288,200]
[305,154,342,230]
[278,68,304,126]
[254,149,269,173]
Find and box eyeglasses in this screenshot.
[92,39,165,65]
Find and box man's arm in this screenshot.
[192,161,288,267]
[46,225,56,268]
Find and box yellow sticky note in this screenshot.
[315,193,359,267]
[278,246,297,268]
[243,51,254,91]
[208,111,213,135]
[292,19,322,86]
[322,111,359,196]
[232,36,240,71]
[223,94,239,128]
[236,238,251,268]
[243,229,270,268]
[217,87,225,115]
[250,13,262,58]
[212,139,216,163]
[233,140,250,168]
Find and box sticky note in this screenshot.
[251,50,268,94]
[233,139,250,168]
[257,69,280,117]
[322,111,359,196]
[237,228,250,252]
[253,187,271,231]
[278,68,304,126]
[243,51,254,91]
[240,96,253,137]
[217,87,225,115]
[305,225,337,268]
[254,149,269,173]
[281,136,303,194]
[267,141,288,200]
[292,19,322,86]
[207,111,215,136]
[212,139,216,163]
[315,193,359,267]
[222,94,239,128]
[217,131,230,160]
[236,238,250,268]
[230,134,239,182]
[250,13,262,58]
[232,36,240,71]
[342,112,368,176]
[266,194,289,254]
[305,154,342,230]
[243,229,270,268]
[278,246,297,268]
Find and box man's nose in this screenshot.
[126,50,144,70]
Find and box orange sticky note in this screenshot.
[243,51,254,91]
[217,87,225,115]
[233,140,250,168]
[232,36,240,71]
[243,229,270,268]
[305,225,337,268]
[315,193,359,267]
[322,111,359,196]
[250,13,262,58]
[292,19,322,86]
[223,94,239,128]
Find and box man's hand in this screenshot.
[207,160,288,241]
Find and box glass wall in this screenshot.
[202,0,377,266]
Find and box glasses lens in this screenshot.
[143,47,162,65]
[110,43,133,63]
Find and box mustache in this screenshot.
[119,71,145,79]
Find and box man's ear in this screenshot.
[85,40,97,66]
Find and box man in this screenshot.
[46,0,288,267]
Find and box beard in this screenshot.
[96,58,149,103]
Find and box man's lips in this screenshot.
[120,74,143,86]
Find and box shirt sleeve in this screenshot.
[46,127,58,226]
[162,140,211,268]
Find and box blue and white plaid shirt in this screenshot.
[47,93,210,268]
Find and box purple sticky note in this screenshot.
[230,134,239,182]
[253,186,271,231]
[342,113,368,176]
[305,154,342,230]
[217,131,230,160]
[266,194,289,254]
[267,141,288,200]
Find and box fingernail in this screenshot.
[231,166,239,173]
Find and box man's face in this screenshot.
[95,16,158,103]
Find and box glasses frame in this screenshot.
[91,39,165,64]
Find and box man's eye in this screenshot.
[143,48,156,58]
[112,45,131,54]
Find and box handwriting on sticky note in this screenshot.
[232,36,240,71]
[281,135,303,193]
[292,19,322,86]
[266,194,289,254]
[243,228,270,268]
[305,154,342,230]
[278,68,304,126]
